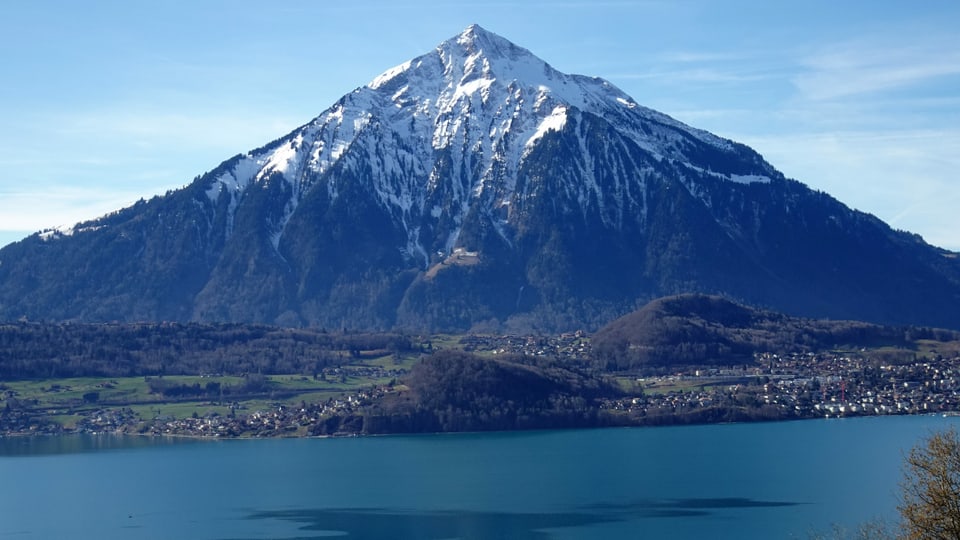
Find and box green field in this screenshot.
[0,365,402,425]
[0,332,454,431]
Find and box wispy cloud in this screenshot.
[792,36,960,101]
[655,51,746,64]
[0,186,154,232]
[0,106,308,235]
[608,46,779,85]
[0,106,306,191]
[611,67,769,84]
[49,108,303,151]
[644,29,960,251]
[736,128,960,250]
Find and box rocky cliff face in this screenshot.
[2,25,959,331]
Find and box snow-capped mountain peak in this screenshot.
[367,25,635,133]
[455,24,525,59]
[199,25,779,261]
[4,25,960,334]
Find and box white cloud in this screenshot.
[793,36,960,101]
[612,67,769,84]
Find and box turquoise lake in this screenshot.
[2,415,957,539]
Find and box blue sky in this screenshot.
[1,0,958,249]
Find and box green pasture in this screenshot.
[1,367,402,424]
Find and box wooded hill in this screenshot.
[0,322,415,380]
[6,297,960,436]
[358,350,621,434]
[591,294,960,370]
[4,294,960,381]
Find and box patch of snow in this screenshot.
[525,105,567,148]
[392,85,410,104]
[403,226,430,268]
[270,197,299,251]
[209,24,775,260]
[444,227,461,255]
[205,183,221,203]
[38,223,103,241]
[259,135,301,180]
[206,155,261,204]
[490,218,513,248]
[453,77,493,102]
[369,60,413,90]
[728,174,772,185]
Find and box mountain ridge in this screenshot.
[2,25,959,331]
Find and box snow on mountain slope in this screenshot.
[6,25,960,332]
[200,24,777,260]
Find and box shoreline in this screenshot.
[2,408,953,442]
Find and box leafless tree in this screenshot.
[899,427,960,540]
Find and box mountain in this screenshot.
[2,25,960,331]
[591,294,960,369]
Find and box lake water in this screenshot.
[1,415,957,539]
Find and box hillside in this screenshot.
[0,322,414,380]
[356,350,618,434]
[592,294,960,370]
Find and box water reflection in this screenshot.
[587,497,803,513]
[0,434,201,457]
[236,508,612,540]
[235,499,801,540]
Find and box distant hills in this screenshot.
[0,322,414,380]
[3,295,958,382]
[2,25,960,332]
[5,296,960,435]
[592,294,960,370]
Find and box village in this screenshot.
[601,351,960,422]
[455,333,960,422]
[2,333,959,437]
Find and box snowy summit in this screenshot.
[4,25,957,333]
[204,25,773,260]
